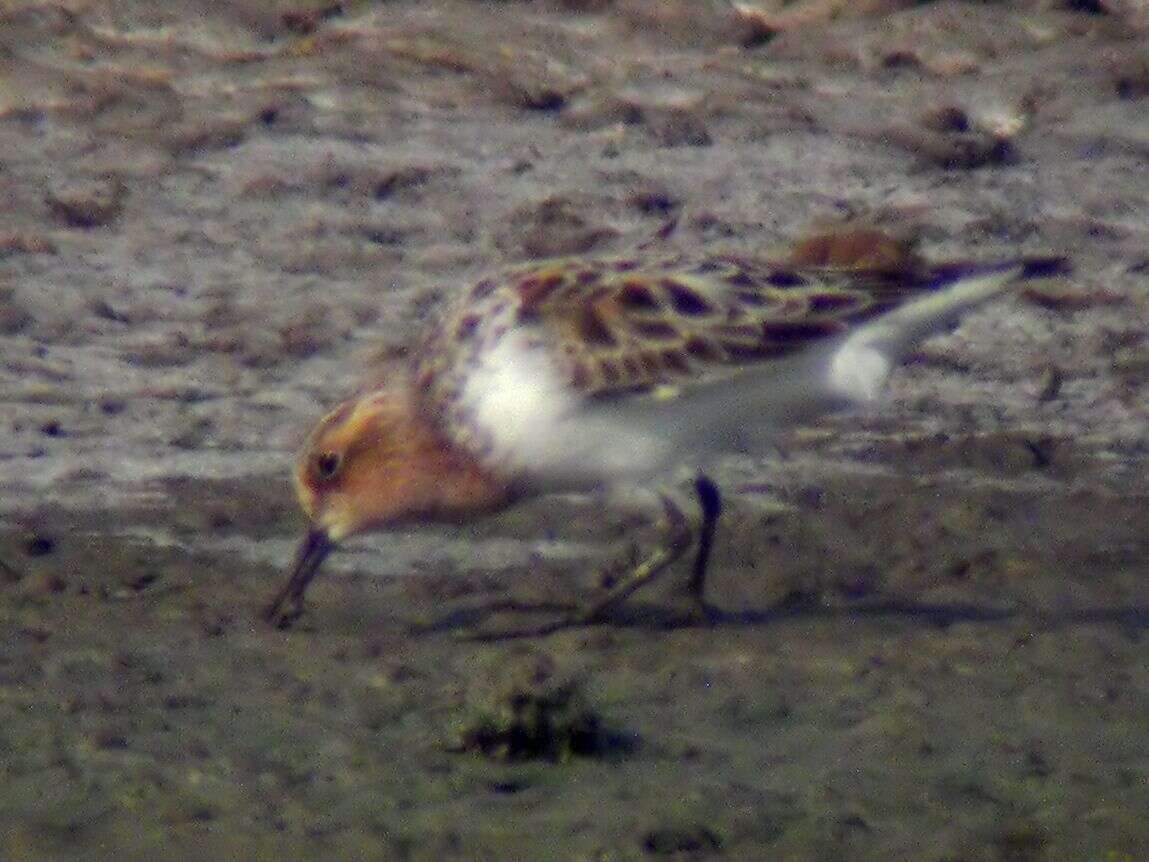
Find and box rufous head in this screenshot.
[294,391,425,542]
[264,386,507,626]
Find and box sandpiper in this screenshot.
[264,230,1067,632]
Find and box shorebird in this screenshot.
[264,229,1067,632]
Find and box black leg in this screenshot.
[687,474,723,601]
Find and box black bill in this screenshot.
[264,528,334,626]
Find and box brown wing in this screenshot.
[504,255,933,397]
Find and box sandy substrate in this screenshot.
[1,1,1147,858]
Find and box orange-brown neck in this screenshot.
[375,412,510,523]
[295,390,510,539]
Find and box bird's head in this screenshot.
[265,386,507,626]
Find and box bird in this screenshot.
[263,228,1068,632]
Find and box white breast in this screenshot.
[457,330,670,489]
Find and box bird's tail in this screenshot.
[844,256,1070,360]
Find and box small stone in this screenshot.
[642,825,723,855]
[1020,283,1122,311]
[641,105,712,147]
[0,295,33,335]
[162,115,249,155]
[45,175,127,228]
[281,2,344,36]
[787,225,920,271]
[922,50,982,77]
[91,726,130,750]
[170,418,213,451]
[26,534,56,556]
[500,196,619,259]
[488,51,586,113]
[1114,59,1149,100]
[618,0,747,45]
[122,335,196,368]
[920,105,970,134]
[885,125,1015,170]
[278,305,336,359]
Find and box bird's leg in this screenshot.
[680,473,724,622]
[579,474,725,625]
[466,493,693,641]
[576,492,693,625]
[469,479,723,640]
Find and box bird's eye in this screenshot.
[314,451,341,480]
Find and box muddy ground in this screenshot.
[1,1,1147,859]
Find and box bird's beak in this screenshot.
[264,527,334,627]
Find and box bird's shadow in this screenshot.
[412,594,1149,642]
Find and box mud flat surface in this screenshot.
[1,1,1148,859]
